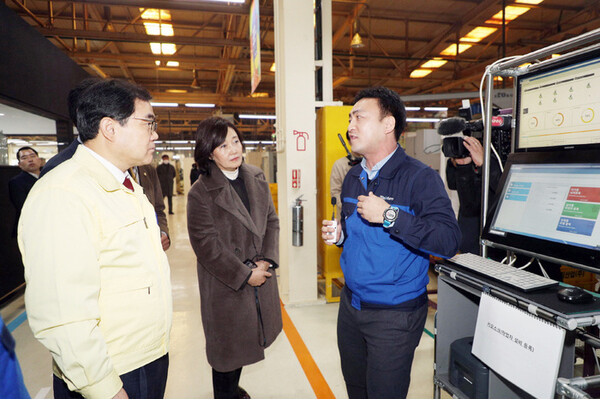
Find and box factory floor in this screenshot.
[3,195,448,399]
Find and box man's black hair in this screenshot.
[75,79,152,142]
[353,86,407,141]
[68,78,101,126]
[16,146,38,161]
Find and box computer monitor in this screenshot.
[481,150,600,272]
[515,50,600,151]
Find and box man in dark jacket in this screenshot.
[322,86,460,399]
[157,154,176,214]
[446,135,502,255]
[9,147,41,236]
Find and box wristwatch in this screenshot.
[383,206,399,228]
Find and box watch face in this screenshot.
[384,208,398,221]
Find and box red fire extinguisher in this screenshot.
[293,130,309,151]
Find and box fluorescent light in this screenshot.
[243,140,276,145]
[487,6,530,24]
[160,24,174,37]
[405,107,421,111]
[156,146,195,150]
[206,0,245,2]
[166,89,187,94]
[166,61,179,67]
[185,103,216,108]
[150,43,162,55]
[440,43,472,56]
[406,118,441,123]
[239,114,276,120]
[424,107,448,112]
[460,27,497,43]
[144,22,162,36]
[161,43,176,55]
[0,113,5,116]
[410,69,432,78]
[245,147,257,151]
[420,58,448,69]
[140,9,172,21]
[150,42,177,55]
[151,102,178,107]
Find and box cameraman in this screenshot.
[446,136,501,255]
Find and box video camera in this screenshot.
[437,106,512,158]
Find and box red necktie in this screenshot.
[123,176,134,191]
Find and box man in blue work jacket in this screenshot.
[322,86,460,399]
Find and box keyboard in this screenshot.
[447,253,558,292]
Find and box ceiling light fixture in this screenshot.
[350,18,365,49]
[420,58,448,69]
[440,43,472,56]
[190,69,200,89]
[405,107,421,111]
[151,102,179,107]
[185,103,216,108]
[424,107,448,112]
[238,114,276,120]
[410,69,433,78]
[406,118,441,123]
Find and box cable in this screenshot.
[536,258,550,279]
[594,347,600,374]
[518,257,535,270]
[507,254,517,266]
[478,55,522,174]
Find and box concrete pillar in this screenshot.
[274,0,318,304]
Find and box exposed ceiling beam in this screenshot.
[150,92,275,109]
[71,51,252,68]
[70,0,273,16]
[377,0,500,87]
[36,27,248,47]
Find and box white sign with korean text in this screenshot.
[472,293,565,399]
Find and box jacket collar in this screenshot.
[348,145,407,180]
[72,145,125,192]
[203,163,263,238]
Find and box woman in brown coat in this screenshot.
[187,117,282,399]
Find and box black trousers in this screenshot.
[164,195,173,213]
[212,367,242,399]
[53,354,169,399]
[337,287,428,399]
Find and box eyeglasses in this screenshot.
[133,117,158,133]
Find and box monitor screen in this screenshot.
[482,151,600,271]
[515,50,600,151]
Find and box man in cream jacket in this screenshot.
[18,79,172,399]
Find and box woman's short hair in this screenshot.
[194,117,244,175]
